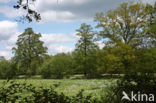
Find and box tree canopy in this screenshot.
[75,23,98,77]
[12,28,47,76]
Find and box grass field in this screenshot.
[0,79,117,98]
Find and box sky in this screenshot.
[0,0,155,59]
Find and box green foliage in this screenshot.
[2,1,155,102]
[0,79,112,97]
[0,81,70,103]
[94,2,155,74]
[12,28,47,76]
[100,74,156,103]
[95,2,146,47]
[41,53,73,79]
[97,44,136,74]
[0,60,16,79]
[135,48,156,73]
[97,47,122,74]
[75,23,99,78]
[0,81,99,103]
[9,1,155,78]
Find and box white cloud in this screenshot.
[41,33,77,44]
[96,41,105,49]
[1,0,155,22]
[1,0,156,23]
[0,50,12,59]
[41,33,78,54]
[0,20,18,40]
[40,10,75,22]
[33,0,131,22]
[140,0,156,4]
[0,6,25,18]
[0,0,13,3]
[0,31,20,59]
[48,44,73,54]
[36,0,155,23]
[0,20,19,59]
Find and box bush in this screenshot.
[0,60,16,79]
[41,53,73,79]
[101,73,156,103]
[0,81,99,103]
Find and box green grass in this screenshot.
[0,79,117,98]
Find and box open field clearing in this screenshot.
[0,79,117,98]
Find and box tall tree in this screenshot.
[95,2,146,47]
[12,28,47,76]
[94,2,146,73]
[75,23,98,77]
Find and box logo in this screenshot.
[121,91,154,102]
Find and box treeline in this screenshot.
[0,1,156,79]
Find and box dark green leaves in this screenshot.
[12,28,47,76]
[0,81,99,103]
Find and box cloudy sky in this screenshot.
[0,0,155,59]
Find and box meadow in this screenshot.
[0,78,117,99]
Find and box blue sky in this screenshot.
[0,0,155,59]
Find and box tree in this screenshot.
[95,2,146,47]
[97,46,123,75]
[0,60,16,79]
[41,53,73,79]
[12,28,47,76]
[94,2,146,73]
[75,23,98,77]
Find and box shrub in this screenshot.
[0,81,99,103]
[101,73,156,103]
[0,60,16,79]
[41,53,73,79]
